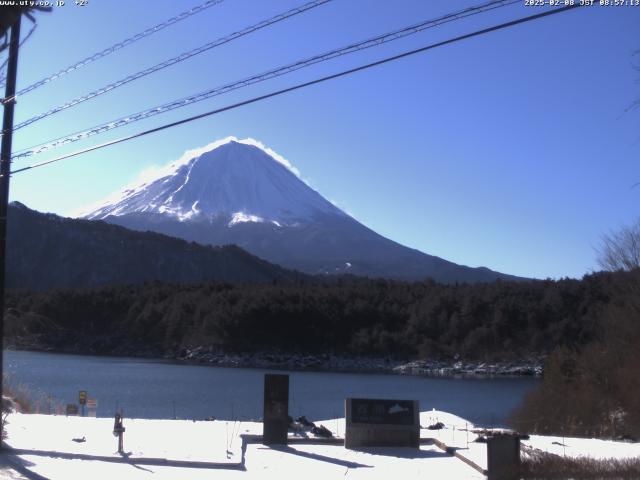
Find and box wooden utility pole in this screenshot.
[0,14,21,443]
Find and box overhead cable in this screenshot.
[12,0,226,96]
[0,22,37,88]
[10,0,333,132]
[9,3,583,176]
[13,0,518,160]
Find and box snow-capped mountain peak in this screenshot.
[81,137,346,226]
[78,137,519,283]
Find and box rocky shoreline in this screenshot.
[6,339,544,377]
[173,347,544,377]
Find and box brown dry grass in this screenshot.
[520,449,640,479]
[3,377,35,413]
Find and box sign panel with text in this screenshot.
[345,398,419,448]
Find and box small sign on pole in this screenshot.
[87,398,98,417]
[66,404,79,416]
[79,390,87,417]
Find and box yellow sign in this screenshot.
[79,390,87,405]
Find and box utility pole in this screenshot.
[0,15,22,444]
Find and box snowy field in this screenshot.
[1,410,638,479]
[523,434,640,461]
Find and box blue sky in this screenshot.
[5,0,640,279]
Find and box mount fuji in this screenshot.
[82,137,519,283]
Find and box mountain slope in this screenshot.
[7,202,306,290]
[84,138,344,225]
[84,138,521,283]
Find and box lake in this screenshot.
[3,350,539,426]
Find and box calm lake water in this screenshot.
[3,350,539,427]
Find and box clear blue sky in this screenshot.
[6,0,640,280]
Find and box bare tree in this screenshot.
[598,219,640,271]
[598,52,640,271]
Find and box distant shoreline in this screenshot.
[172,349,544,377]
[5,345,544,378]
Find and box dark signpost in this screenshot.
[113,410,125,454]
[345,398,420,448]
[263,374,289,445]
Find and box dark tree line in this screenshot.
[4,270,634,362]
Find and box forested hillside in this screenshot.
[6,270,633,361]
[6,202,307,290]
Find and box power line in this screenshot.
[13,0,519,161]
[11,0,226,96]
[10,0,333,132]
[9,3,583,177]
[0,22,37,89]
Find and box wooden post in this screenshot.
[0,15,21,445]
[113,410,125,454]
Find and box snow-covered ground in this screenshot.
[2,410,486,480]
[523,434,640,460]
[2,410,638,479]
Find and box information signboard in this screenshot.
[345,398,419,448]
